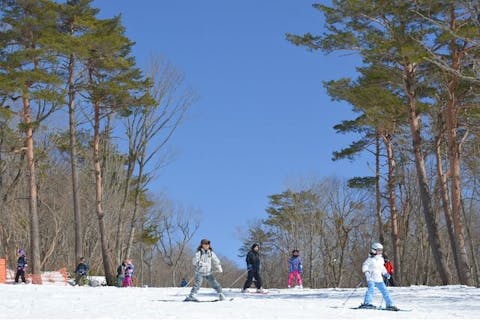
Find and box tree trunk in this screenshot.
[443,30,472,284]
[22,96,42,284]
[434,123,460,282]
[403,62,451,284]
[93,101,114,285]
[67,53,83,263]
[384,133,401,285]
[375,131,384,244]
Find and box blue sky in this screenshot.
[94,1,368,266]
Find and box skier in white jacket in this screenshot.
[359,242,399,311]
[185,239,226,301]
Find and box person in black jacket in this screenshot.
[15,249,27,284]
[242,243,266,293]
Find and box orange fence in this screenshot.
[4,265,67,285]
[0,258,6,283]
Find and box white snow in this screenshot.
[0,284,478,319]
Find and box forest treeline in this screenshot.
[0,1,479,288]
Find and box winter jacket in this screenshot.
[288,256,303,273]
[17,256,27,270]
[117,263,126,277]
[192,248,222,276]
[246,250,260,271]
[75,262,89,275]
[362,254,388,282]
[125,263,134,277]
[385,260,394,275]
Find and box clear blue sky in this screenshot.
[94,1,368,266]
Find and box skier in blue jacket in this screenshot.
[287,249,303,288]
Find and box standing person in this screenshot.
[185,239,225,302]
[242,243,266,293]
[122,259,134,287]
[383,254,396,286]
[116,260,127,287]
[287,249,303,289]
[359,243,399,311]
[180,277,188,287]
[74,257,89,286]
[14,249,27,284]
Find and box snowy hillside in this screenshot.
[0,284,478,319]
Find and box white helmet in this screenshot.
[371,242,383,252]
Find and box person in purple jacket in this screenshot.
[287,249,303,288]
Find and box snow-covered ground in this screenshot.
[0,284,478,319]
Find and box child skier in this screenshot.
[74,257,89,286]
[359,243,399,311]
[122,259,134,287]
[14,249,27,284]
[185,239,226,301]
[287,249,303,288]
[383,254,396,286]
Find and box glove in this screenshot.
[364,271,370,278]
[247,264,253,271]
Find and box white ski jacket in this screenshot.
[193,248,223,276]
[362,254,388,283]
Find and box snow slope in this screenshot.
[0,284,478,319]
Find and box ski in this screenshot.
[351,305,410,312]
[185,298,234,303]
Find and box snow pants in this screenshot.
[15,269,26,283]
[364,280,394,306]
[243,269,262,290]
[288,271,303,287]
[122,275,132,287]
[189,273,222,297]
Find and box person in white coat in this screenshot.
[185,239,226,301]
[359,242,399,311]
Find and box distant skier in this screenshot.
[122,259,134,287]
[75,257,89,286]
[14,249,27,284]
[184,239,226,301]
[180,277,188,287]
[242,243,266,293]
[287,249,303,288]
[116,260,127,287]
[383,254,396,286]
[359,243,399,311]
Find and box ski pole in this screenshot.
[341,280,363,306]
[228,270,248,288]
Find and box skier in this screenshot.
[122,259,134,287]
[116,260,127,287]
[287,249,303,288]
[359,243,399,311]
[185,239,226,301]
[383,254,396,286]
[180,277,188,287]
[242,243,266,293]
[14,249,27,284]
[74,257,89,286]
